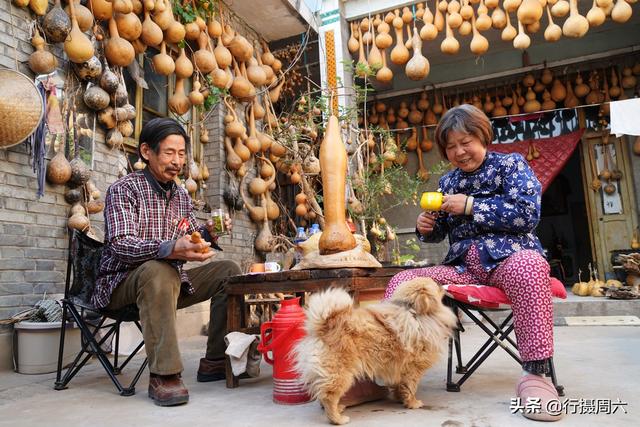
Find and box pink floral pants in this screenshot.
[385,245,554,362]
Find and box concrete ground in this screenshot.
[0,323,637,427]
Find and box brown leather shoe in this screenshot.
[197,358,251,382]
[148,374,189,406]
[197,358,226,382]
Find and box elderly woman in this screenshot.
[385,105,562,422]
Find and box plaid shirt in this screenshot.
[92,169,203,308]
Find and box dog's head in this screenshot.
[389,277,445,316]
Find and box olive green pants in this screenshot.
[105,259,241,375]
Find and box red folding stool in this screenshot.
[443,278,566,396]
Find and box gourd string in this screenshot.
[9,2,19,70]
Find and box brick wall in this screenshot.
[0,0,263,323]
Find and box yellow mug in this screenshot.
[420,191,443,211]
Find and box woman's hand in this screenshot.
[417,211,438,236]
[441,194,468,216]
[168,235,215,261]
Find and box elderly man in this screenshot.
[93,117,241,406]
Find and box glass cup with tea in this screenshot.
[211,208,228,236]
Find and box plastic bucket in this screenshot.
[13,321,80,374]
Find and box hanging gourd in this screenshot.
[152,41,175,76]
[105,18,135,67]
[574,73,590,98]
[64,0,95,63]
[562,0,589,37]
[513,17,531,49]
[390,12,410,65]
[470,14,489,55]
[421,2,438,40]
[543,5,562,41]
[365,26,382,71]
[441,14,460,54]
[564,76,580,107]
[611,0,632,23]
[375,20,393,48]
[168,78,191,116]
[88,0,113,21]
[551,0,570,16]
[476,0,493,31]
[165,19,187,44]
[491,5,508,28]
[28,28,57,75]
[502,11,518,41]
[65,0,93,33]
[141,9,163,46]
[517,0,544,24]
[348,22,359,53]
[375,49,393,83]
[42,0,71,43]
[175,48,194,79]
[405,28,430,80]
[550,78,567,102]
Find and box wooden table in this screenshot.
[224,267,405,388]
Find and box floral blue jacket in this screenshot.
[418,151,544,272]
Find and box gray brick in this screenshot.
[36,237,58,249]
[1,223,25,235]
[0,295,23,307]
[0,184,56,203]
[26,225,65,239]
[0,308,21,320]
[25,248,66,260]
[6,173,29,187]
[1,259,35,270]
[0,210,36,225]
[0,283,33,295]
[28,202,67,216]
[1,247,24,259]
[0,234,35,247]
[24,271,64,283]
[21,294,48,307]
[36,214,63,226]
[36,260,56,271]
[7,151,30,164]
[33,282,65,294]
[2,197,28,211]
[0,271,25,283]
[54,238,70,249]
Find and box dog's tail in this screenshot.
[303,287,353,338]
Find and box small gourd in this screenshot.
[405,28,430,80]
[28,29,58,75]
[562,0,589,38]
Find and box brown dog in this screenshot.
[293,277,457,424]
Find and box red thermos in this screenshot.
[258,296,312,404]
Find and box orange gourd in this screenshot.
[318,114,357,255]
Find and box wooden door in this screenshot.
[580,131,638,276]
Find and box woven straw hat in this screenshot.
[0,69,44,149]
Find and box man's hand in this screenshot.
[205,213,232,236]
[441,194,468,216]
[167,235,215,261]
[417,211,438,236]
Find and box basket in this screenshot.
[0,69,44,149]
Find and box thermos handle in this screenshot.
[258,322,303,366]
[258,321,275,365]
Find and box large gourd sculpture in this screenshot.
[318,114,357,255]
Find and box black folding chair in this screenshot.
[443,281,565,396]
[55,230,148,396]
